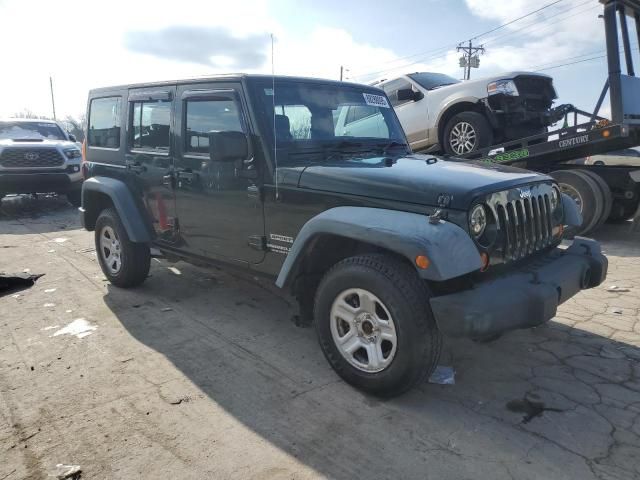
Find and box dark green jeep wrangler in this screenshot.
[81,74,607,396]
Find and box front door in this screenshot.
[173,82,264,264]
[125,87,178,244]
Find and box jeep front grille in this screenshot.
[0,148,65,168]
[486,183,559,262]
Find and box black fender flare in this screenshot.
[81,176,152,243]
[275,206,482,289]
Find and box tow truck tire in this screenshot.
[95,208,150,288]
[443,112,493,156]
[579,169,612,229]
[314,254,442,397]
[550,169,604,236]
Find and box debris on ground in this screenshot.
[161,307,173,312]
[428,366,455,385]
[53,463,82,479]
[607,285,630,292]
[44,288,57,293]
[0,272,45,297]
[52,318,97,339]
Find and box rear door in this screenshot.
[125,87,178,243]
[173,81,264,263]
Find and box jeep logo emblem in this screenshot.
[518,188,532,199]
[24,152,39,161]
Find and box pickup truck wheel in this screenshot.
[314,254,442,397]
[444,112,493,156]
[95,208,150,288]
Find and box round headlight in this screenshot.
[550,186,560,210]
[469,204,487,238]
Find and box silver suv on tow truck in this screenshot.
[0,118,83,206]
[368,72,568,155]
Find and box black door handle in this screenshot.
[127,162,146,173]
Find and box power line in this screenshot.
[350,0,573,80]
[466,0,565,41]
[481,0,596,47]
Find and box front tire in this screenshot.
[95,208,150,288]
[443,111,493,156]
[314,254,442,397]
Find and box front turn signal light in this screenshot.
[415,255,430,270]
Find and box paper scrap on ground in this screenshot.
[51,237,68,243]
[428,366,455,385]
[52,318,97,339]
[44,288,57,293]
[44,303,55,307]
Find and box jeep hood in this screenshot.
[297,154,550,210]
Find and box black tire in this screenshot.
[95,208,150,288]
[443,111,493,156]
[593,160,605,166]
[314,254,442,397]
[550,170,604,236]
[65,190,82,208]
[579,170,612,230]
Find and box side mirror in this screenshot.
[68,133,77,142]
[396,88,423,102]
[209,131,248,162]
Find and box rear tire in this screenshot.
[314,254,442,397]
[550,170,604,236]
[443,112,493,156]
[95,208,150,288]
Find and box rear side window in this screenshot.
[345,105,379,125]
[130,100,171,152]
[184,99,243,154]
[88,97,122,148]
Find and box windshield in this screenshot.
[250,79,408,163]
[0,121,66,141]
[408,72,460,90]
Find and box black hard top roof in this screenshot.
[88,74,379,95]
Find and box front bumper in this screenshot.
[0,171,82,195]
[429,237,608,338]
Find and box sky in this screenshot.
[0,0,630,121]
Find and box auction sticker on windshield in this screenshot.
[363,93,389,108]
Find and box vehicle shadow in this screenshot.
[0,194,80,235]
[102,240,640,479]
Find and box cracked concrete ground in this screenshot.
[1,194,639,480]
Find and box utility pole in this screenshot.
[49,76,57,121]
[457,41,485,80]
[340,65,344,81]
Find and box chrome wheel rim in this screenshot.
[449,121,477,154]
[559,182,583,212]
[330,288,397,373]
[99,225,122,274]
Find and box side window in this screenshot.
[278,105,311,139]
[185,99,243,154]
[88,97,121,148]
[345,105,379,125]
[381,79,413,108]
[130,100,171,152]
